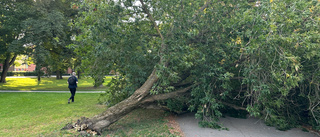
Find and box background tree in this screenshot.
[69,1,110,87]
[0,0,34,83]
[64,0,320,134]
[22,0,77,81]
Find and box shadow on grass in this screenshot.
[0,77,112,91]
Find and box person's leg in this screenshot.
[68,88,72,104]
[73,88,77,102]
[70,88,76,102]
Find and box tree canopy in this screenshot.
[0,0,78,82]
[0,0,34,82]
[67,0,320,133]
[21,0,77,80]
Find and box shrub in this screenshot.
[0,71,44,76]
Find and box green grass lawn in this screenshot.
[0,77,180,136]
[0,76,112,91]
[103,109,178,137]
[0,93,106,137]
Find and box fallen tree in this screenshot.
[64,0,320,135]
[62,69,195,134]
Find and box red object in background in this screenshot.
[26,64,36,72]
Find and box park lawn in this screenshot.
[102,109,179,137]
[0,93,180,137]
[0,93,106,137]
[0,76,113,91]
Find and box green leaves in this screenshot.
[72,0,320,131]
[18,0,78,80]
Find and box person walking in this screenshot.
[67,72,78,104]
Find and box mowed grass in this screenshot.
[0,93,106,137]
[0,93,179,137]
[0,76,113,91]
[103,109,178,137]
[0,76,180,136]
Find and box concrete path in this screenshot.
[0,90,105,93]
[6,75,70,78]
[176,113,319,137]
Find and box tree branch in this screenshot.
[139,0,168,66]
[9,54,18,66]
[166,0,213,38]
[220,101,247,111]
[139,0,163,41]
[191,0,212,22]
[141,84,195,103]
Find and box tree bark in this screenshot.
[77,70,80,79]
[36,65,41,82]
[0,54,17,83]
[55,70,64,79]
[60,69,63,79]
[62,70,194,134]
[56,70,60,79]
[63,69,158,133]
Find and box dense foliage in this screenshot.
[72,0,319,131]
[0,71,44,76]
[0,0,79,82]
[22,0,78,80]
[0,0,34,82]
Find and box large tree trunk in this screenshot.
[56,70,60,79]
[62,70,193,134]
[77,70,80,79]
[59,69,63,79]
[0,54,17,83]
[54,69,63,79]
[56,70,63,79]
[63,70,158,132]
[36,65,41,82]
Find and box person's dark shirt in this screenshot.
[68,76,78,88]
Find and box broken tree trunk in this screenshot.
[62,69,159,133]
[62,69,194,134]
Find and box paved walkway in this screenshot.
[6,75,70,78]
[0,90,105,93]
[176,113,319,137]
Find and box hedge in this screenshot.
[0,71,44,76]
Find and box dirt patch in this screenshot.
[167,114,185,137]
